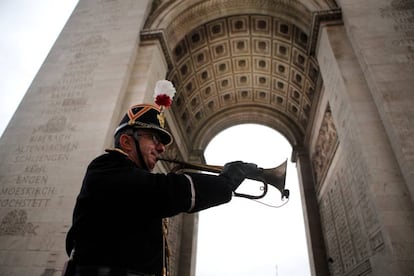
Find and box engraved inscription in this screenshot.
[3,119,77,226]
[0,34,110,232]
[319,151,379,274]
[342,170,370,261]
[320,195,343,275]
[380,1,414,68]
[0,0,112,242]
[40,34,110,115]
[14,117,78,164]
[0,163,54,209]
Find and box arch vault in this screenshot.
[141,1,337,275]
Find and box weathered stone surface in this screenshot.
[0,1,413,275]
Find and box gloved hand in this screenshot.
[220,161,258,191]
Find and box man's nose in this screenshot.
[156,143,166,153]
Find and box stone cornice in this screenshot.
[308,8,343,56]
[140,29,174,71]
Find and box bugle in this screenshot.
[157,158,289,200]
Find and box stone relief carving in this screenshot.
[33,116,76,134]
[0,209,38,236]
[312,105,338,190]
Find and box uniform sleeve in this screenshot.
[78,153,234,219]
[147,172,233,217]
[184,173,233,213]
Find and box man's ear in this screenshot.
[119,133,134,152]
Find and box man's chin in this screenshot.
[148,156,159,170]
[147,160,156,171]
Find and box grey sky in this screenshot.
[0,0,79,136]
[197,124,310,276]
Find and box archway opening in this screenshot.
[196,124,310,275]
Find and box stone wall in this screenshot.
[316,23,414,276]
[0,1,152,274]
[338,0,414,201]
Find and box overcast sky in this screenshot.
[198,124,310,276]
[0,0,79,136]
[0,1,311,275]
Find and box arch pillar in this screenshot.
[317,23,414,276]
[176,213,199,276]
[294,147,330,276]
[129,38,203,276]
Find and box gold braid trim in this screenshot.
[162,218,171,276]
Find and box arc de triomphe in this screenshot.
[0,1,413,275]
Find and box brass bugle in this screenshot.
[157,157,289,200]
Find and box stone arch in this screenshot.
[192,105,301,151]
[141,1,341,275]
[142,2,332,157]
[145,0,313,45]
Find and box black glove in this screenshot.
[220,161,258,191]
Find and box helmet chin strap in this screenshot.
[132,132,149,171]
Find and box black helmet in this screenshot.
[114,104,173,146]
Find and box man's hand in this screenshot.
[220,161,258,191]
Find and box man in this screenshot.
[65,104,257,276]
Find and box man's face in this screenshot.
[132,130,166,170]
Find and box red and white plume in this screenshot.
[154,80,176,108]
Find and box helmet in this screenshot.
[114,104,173,146]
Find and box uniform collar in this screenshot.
[105,148,129,157]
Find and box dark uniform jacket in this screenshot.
[66,149,233,275]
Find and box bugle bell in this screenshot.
[157,158,289,200]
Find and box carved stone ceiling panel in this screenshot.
[166,15,320,144]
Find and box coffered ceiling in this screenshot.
[166,14,320,147]
[141,0,341,155]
